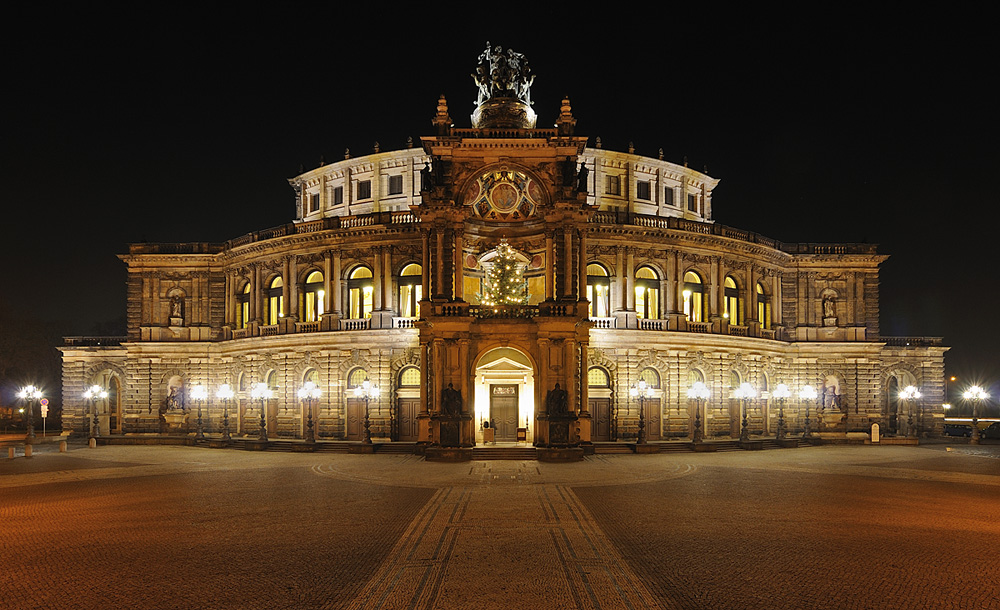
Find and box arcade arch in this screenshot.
[474,347,535,444]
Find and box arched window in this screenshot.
[348,266,373,319]
[688,369,705,385]
[635,266,659,319]
[639,367,660,388]
[347,367,369,388]
[399,263,422,318]
[303,369,319,386]
[267,276,284,326]
[588,367,610,388]
[265,370,278,390]
[587,263,610,318]
[302,271,325,323]
[757,282,771,329]
[683,271,705,323]
[724,276,742,325]
[399,366,420,387]
[729,370,741,393]
[237,282,251,329]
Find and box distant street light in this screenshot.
[687,382,710,443]
[353,378,380,444]
[799,385,818,439]
[734,382,756,443]
[772,383,791,440]
[216,384,234,444]
[298,382,321,443]
[963,386,989,445]
[629,379,654,444]
[191,385,208,441]
[16,385,42,442]
[83,384,108,441]
[898,385,921,439]
[250,383,273,442]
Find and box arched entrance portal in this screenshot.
[474,347,535,444]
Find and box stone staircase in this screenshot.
[471,446,537,460]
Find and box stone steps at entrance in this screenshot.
[472,446,537,460]
[374,442,419,454]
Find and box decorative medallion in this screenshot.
[467,168,543,221]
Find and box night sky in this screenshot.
[3,8,996,396]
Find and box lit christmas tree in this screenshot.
[480,240,528,306]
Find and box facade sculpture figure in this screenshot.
[472,42,535,106]
[576,163,589,193]
[442,383,462,416]
[546,383,569,415]
[823,295,836,318]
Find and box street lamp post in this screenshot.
[298,382,321,443]
[773,383,791,440]
[687,381,710,443]
[799,385,817,439]
[734,382,756,443]
[83,384,108,441]
[963,385,989,446]
[250,383,273,442]
[630,380,653,445]
[216,384,234,444]
[899,385,921,439]
[16,385,42,442]
[353,378,380,444]
[191,385,208,440]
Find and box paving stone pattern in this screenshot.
[1,443,998,609]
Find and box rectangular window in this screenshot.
[333,186,344,206]
[388,175,403,196]
[687,193,696,212]
[605,175,621,196]
[664,187,674,206]
[636,180,651,201]
[357,180,372,200]
[309,193,320,213]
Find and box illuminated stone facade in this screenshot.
[61,49,947,450]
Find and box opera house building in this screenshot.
[61,46,947,458]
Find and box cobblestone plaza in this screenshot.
[3,443,998,609]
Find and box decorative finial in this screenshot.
[683,155,688,167]
[319,155,325,167]
[433,94,453,136]
[406,136,413,149]
[703,164,709,174]
[344,148,351,160]
[596,136,602,149]
[628,142,635,154]
[556,96,576,136]
[373,141,380,153]
[658,148,664,160]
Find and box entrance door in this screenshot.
[643,398,661,441]
[346,398,365,441]
[490,385,518,442]
[590,398,612,441]
[397,398,420,441]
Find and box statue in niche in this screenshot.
[442,383,462,417]
[822,294,836,319]
[546,383,569,416]
[169,295,184,325]
[420,161,433,191]
[576,163,589,193]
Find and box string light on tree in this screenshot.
[480,239,528,307]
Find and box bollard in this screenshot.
[7,447,13,459]
[89,438,96,449]
[60,440,67,452]
[25,444,32,458]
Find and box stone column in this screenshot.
[330,252,341,315]
[421,230,431,299]
[578,228,588,303]
[383,247,393,313]
[746,265,757,325]
[454,228,464,301]
[435,227,446,299]
[250,264,260,323]
[563,228,573,299]
[625,249,635,310]
[545,232,554,301]
[224,271,232,326]
[288,257,298,320]
[373,246,383,311]
[709,257,720,321]
[282,257,292,319]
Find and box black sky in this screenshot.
[3,7,997,391]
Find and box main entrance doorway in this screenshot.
[490,385,519,441]
[474,347,534,445]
